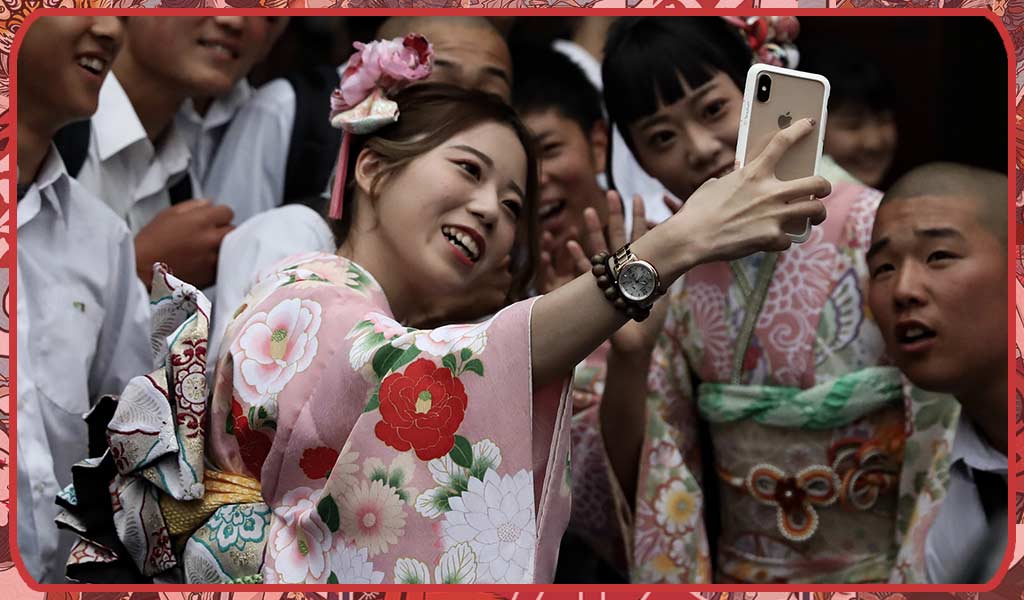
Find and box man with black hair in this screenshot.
[512,41,646,585]
[803,52,899,189]
[511,42,609,290]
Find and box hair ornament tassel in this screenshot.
[722,16,802,69]
[327,33,435,220]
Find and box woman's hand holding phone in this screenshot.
[645,118,831,275]
[735,64,830,243]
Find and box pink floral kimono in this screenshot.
[56,253,573,584]
[563,159,959,584]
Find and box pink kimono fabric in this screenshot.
[205,253,574,584]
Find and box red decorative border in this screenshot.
[2,5,1020,599]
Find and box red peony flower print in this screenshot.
[300,446,340,480]
[231,398,272,478]
[374,358,468,460]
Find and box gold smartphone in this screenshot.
[735,64,830,242]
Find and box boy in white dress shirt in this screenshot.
[176,17,289,199]
[71,17,283,291]
[16,16,152,583]
[866,162,1009,583]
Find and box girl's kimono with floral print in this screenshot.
[563,159,959,584]
[56,254,573,585]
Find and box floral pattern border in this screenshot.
[0,1,1021,597]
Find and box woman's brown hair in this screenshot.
[328,83,540,302]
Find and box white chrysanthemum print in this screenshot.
[441,468,536,583]
[339,478,406,557]
[328,542,385,583]
[325,448,360,497]
[416,440,503,519]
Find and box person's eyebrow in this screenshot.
[534,130,555,144]
[916,226,965,241]
[452,144,493,169]
[635,113,672,131]
[483,65,511,86]
[452,144,524,201]
[508,181,525,202]
[687,80,717,102]
[866,237,889,262]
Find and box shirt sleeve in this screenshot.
[87,218,152,399]
[204,79,296,226]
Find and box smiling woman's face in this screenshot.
[351,121,528,301]
[627,71,745,202]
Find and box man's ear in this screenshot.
[353,146,384,197]
[589,119,610,175]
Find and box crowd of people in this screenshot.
[15,15,1009,586]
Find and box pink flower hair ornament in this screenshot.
[722,16,801,69]
[328,34,435,220]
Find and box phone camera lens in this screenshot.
[756,74,772,102]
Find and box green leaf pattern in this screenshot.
[416,439,502,518]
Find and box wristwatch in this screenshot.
[609,244,661,306]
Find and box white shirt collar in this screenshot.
[92,72,192,198]
[178,79,253,132]
[19,144,70,229]
[92,72,149,162]
[951,415,1007,474]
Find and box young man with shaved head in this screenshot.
[377,16,512,101]
[867,162,1009,583]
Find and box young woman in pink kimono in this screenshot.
[54,36,830,585]
[566,17,961,584]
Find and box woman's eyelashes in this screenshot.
[870,262,894,279]
[453,158,522,220]
[541,141,563,159]
[648,130,675,149]
[702,98,728,120]
[455,159,483,181]
[502,199,523,220]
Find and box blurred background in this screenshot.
[249,15,1008,192]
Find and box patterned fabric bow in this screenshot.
[746,463,839,542]
[722,16,801,69]
[328,34,434,220]
[829,429,903,512]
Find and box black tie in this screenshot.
[972,467,1008,525]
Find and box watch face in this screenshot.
[618,262,656,302]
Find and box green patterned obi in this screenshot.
[698,367,907,584]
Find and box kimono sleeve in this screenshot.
[209,256,573,584]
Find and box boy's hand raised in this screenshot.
[135,199,234,290]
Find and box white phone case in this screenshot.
[735,63,830,243]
